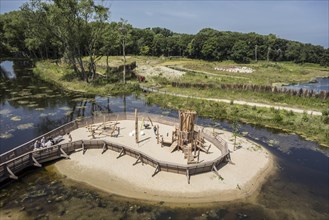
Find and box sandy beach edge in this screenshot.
[52,147,276,205]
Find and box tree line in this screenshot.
[1,0,328,80]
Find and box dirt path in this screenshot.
[141,86,322,116]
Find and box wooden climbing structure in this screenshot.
[161,110,212,164]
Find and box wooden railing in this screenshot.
[0,113,230,183]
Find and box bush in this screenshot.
[273,113,283,122]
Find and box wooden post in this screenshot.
[135,109,138,143]
[6,165,18,180]
[156,125,159,144]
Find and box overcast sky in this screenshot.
[1,0,328,48]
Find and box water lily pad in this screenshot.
[162,111,170,115]
[242,131,249,136]
[11,116,21,121]
[72,97,87,102]
[27,104,38,108]
[17,100,29,105]
[59,106,71,111]
[0,109,11,116]
[64,111,73,116]
[17,123,34,130]
[8,97,21,101]
[0,132,13,139]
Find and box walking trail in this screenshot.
[140,86,322,116]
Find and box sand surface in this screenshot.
[55,126,274,203]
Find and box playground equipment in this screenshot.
[160,110,211,164]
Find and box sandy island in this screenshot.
[54,119,274,204]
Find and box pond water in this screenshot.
[0,60,328,219]
[283,77,329,93]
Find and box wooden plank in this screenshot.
[169,141,178,152]
[102,142,108,154]
[31,155,42,167]
[186,169,190,184]
[59,147,70,159]
[152,164,160,177]
[117,148,125,159]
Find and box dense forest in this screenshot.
[1,0,329,74]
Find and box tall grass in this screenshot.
[146,93,329,148]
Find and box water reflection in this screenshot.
[0,61,16,80]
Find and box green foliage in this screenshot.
[1,4,327,65]
[231,40,251,63]
[146,93,329,147]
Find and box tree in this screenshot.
[231,40,251,63]
[100,22,120,70]
[22,0,109,81]
[118,18,131,84]
[320,49,329,67]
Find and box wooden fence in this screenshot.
[0,113,230,184]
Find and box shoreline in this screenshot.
[53,128,276,205]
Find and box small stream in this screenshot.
[0,60,328,219]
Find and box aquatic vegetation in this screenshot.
[17,100,29,105]
[8,97,21,101]
[72,97,86,102]
[0,132,13,139]
[59,107,71,111]
[27,103,38,108]
[32,93,48,99]
[10,116,21,121]
[0,109,11,116]
[17,123,34,130]
[35,108,45,111]
[40,113,48,117]
[64,111,73,116]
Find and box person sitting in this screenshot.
[41,137,46,148]
[34,140,41,150]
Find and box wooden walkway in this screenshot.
[0,113,230,184]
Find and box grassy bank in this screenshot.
[164,60,329,86]
[146,93,329,147]
[33,60,139,96]
[151,85,328,112]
